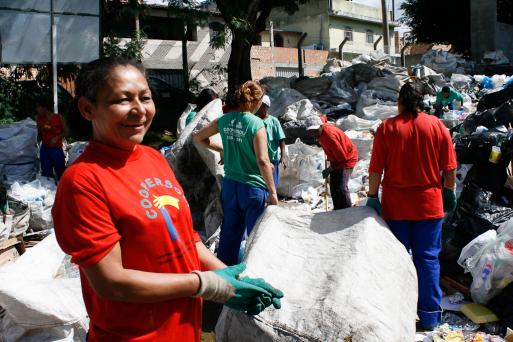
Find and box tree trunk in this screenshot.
[227,32,253,94]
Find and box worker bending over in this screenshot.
[434,85,464,117]
[306,116,358,210]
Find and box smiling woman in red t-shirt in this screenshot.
[51,57,282,342]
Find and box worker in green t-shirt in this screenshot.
[185,88,218,126]
[193,81,277,266]
[434,86,464,117]
[256,95,286,187]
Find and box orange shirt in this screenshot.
[318,124,358,169]
[369,112,457,220]
[52,141,202,342]
[37,113,64,147]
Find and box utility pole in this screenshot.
[182,22,189,92]
[270,21,276,76]
[50,0,58,114]
[391,0,395,21]
[381,0,390,55]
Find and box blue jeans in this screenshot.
[386,219,443,329]
[217,179,268,266]
[434,102,454,117]
[272,159,280,188]
[40,145,65,180]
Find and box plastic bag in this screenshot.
[277,139,324,198]
[454,131,508,164]
[458,230,497,272]
[467,222,513,303]
[448,182,513,250]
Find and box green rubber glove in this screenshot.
[366,197,382,216]
[443,187,457,213]
[193,263,275,314]
[240,276,284,314]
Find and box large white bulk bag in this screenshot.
[216,206,418,342]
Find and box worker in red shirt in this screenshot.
[366,82,457,330]
[52,57,282,342]
[36,96,68,181]
[305,116,358,209]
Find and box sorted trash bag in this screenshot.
[336,115,381,132]
[291,76,332,98]
[259,77,292,93]
[6,198,30,237]
[277,139,324,198]
[453,131,508,164]
[0,234,88,341]
[463,100,513,133]
[0,118,38,185]
[166,99,224,240]
[362,103,398,120]
[176,103,196,137]
[477,86,513,111]
[66,141,88,166]
[268,88,308,120]
[215,206,418,342]
[464,219,513,303]
[8,178,56,232]
[448,182,513,250]
[282,120,316,145]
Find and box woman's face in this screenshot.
[80,65,155,150]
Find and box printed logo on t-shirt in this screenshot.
[223,119,246,143]
[137,177,186,241]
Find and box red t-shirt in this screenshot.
[52,141,202,342]
[37,113,64,147]
[319,124,358,169]
[369,112,457,221]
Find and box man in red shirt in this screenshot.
[366,83,457,330]
[36,96,67,181]
[305,116,358,209]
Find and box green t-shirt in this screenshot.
[435,88,464,107]
[218,112,266,189]
[185,110,197,126]
[263,116,286,162]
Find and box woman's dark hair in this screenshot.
[69,57,145,139]
[75,57,145,102]
[441,85,450,93]
[196,88,218,112]
[398,82,424,117]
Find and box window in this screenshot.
[366,30,374,44]
[344,27,353,42]
[140,16,197,41]
[274,34,284,47]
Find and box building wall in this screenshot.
[269,1,330,49]
[331,0,393,22]
[495,22,513,63]
[470,0,497,61]
[328,18,396,55]
[251,46,329,80]
[259,31,302,48]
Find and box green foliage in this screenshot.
[400,0,471,53]
[0,76,43,124]
[0,77,18,124]
[103,30,147,61]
